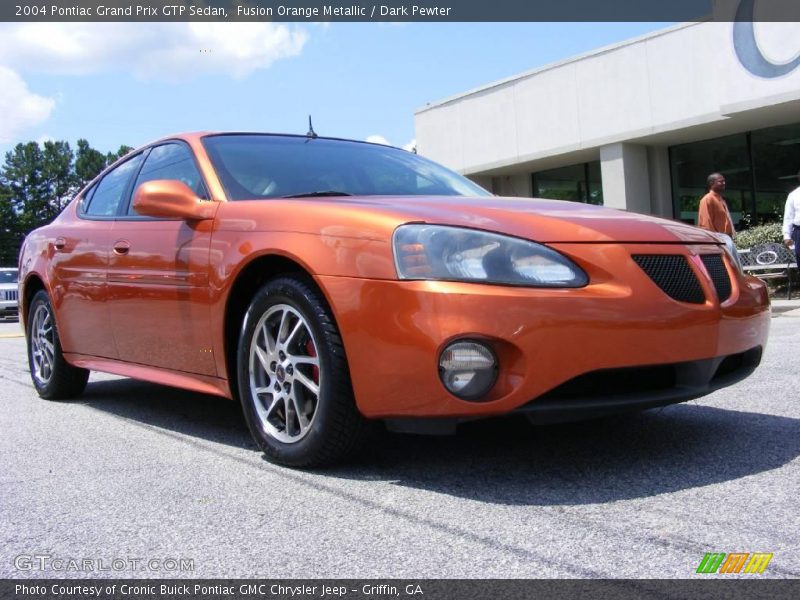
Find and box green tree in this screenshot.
[41,140,75,215]
[3,140,75,232]
[0,182,15,228]
[0,138,131,264]
[4,142,47,233]
[0,181,19,266]
[106,144,134,165]
[74,138,107,188]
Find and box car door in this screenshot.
[51,152,145,359]
[106,141,218,376]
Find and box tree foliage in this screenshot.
[74,139,107,189]
[0,181,18,266]
[0,138,129,266]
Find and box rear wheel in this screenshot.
[237,276,369,467]
[27,290,89,399]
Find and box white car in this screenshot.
[0,268,19,320]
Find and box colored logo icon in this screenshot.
[696,552,773,574]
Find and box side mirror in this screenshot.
[132,180,215,220]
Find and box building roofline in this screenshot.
[414,20,709,115]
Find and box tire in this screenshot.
[237,276,369,468]
[26,290,89,400]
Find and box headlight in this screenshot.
[393,224,588,287]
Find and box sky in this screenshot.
[0,21,676,158]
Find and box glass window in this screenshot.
[532,161,602,204]
[202,135,491,200]
[129,143,207,215]
[0,270,17,284]
[751,123,800,224]
[79,183,97,214]
[670,123,800,227]
[85,154,144,217]
[587,161,603,206]
[670,134,752,227]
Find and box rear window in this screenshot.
[202,135,491,200]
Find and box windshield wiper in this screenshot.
[281,190,354,198]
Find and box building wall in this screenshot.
[415,17,800,216]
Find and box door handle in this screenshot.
[113,240,131,255]
[53,237,66,251]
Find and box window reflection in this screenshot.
[669,122,800,227]
[752,123,800,223]
[670,134,750,227]
[532,161,603,205]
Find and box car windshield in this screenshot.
[202,134,492,200]
[0,270,18,284]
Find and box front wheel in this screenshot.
[237,276,369,467]
[26,290,89,399]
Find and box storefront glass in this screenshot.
[532,161,603,205]
[670,122,800,227]
[751,123,800,224]
[669,133,750,227]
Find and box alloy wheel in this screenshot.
[30,303,55,385]
[248,303,321,444]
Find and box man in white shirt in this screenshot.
[784,170,800,264]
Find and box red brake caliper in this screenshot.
[305,340,319,384]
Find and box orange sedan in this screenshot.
[18,132,770,466]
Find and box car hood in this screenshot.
[282,195,721,244]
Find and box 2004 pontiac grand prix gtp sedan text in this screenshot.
[18,132,770,466]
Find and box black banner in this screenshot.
[3,0,800,23]
[2,580,800,600]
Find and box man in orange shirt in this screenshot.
[697,172,734,236]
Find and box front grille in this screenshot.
[3,290,17,302]
[632,255,705,304]
[525,347,761,406]
[700,254,732,303]
[538,363,677,401]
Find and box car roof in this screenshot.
[157,131,401,150]
[86,131,411,202]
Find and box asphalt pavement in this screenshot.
[1,308,799,579]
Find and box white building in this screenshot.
[415,9,800,227]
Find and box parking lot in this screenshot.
[1,312,799,579]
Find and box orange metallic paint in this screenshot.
[132,179,217,220]
[320,244,769,418]
[107,215,218,376]
[43,210,118,359]
[18,132,770,422]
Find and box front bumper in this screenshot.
[0,302,18,318]
[516,345,762,424]
[318,242,770,419]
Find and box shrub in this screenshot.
[735,222,783,250]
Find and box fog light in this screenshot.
[439,340,498,400]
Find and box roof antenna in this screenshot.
[306,115,317,139]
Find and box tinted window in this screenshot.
[78,183,97,213]
[85,154,144,217]
[669,134,750,226]
[751,123,800,224]
[202,135,491,200]
[669,123,800,226]
[532,161,603,205]
[0,270,17,284]
[129,143,207,215]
